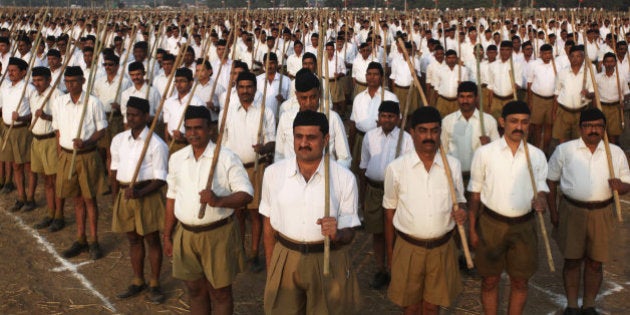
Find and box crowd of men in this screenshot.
[1,7,630,315]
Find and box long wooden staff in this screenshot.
[109,23,138,122]
[322,15,332,277]
[206,26,234,116]
[167,31,214,150]
[395,37,473,269]
[253,50,271,176]
[67,20,107,180]
[0,14,29,88]
[475,44,486,136]
[609,27,625,131]
[196,40,242,219]
[508,54,518,101]
[584,46,624,223]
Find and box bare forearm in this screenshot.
[216,191,253,209]
[164,198,177,239]
[333,227,354,246]
[384,209,395,270]
[468,192,481,231]
[263,217,276,268]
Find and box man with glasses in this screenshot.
[547,108,630,315]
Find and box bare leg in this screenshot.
[84,197,98,242]
[481,276,501,315]
[507,277,529,315]
[249,209,262,257]
[126,232,145,283]
[582,257,603,308]
[144,231,163,285]
[563,258,582,308]
[208,285,234,315]
[74,197,86,239]
[185,278,211,315]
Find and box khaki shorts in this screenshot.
[363,183,384,234]
[56,150,106,199]
[353,82,367,98]
[394,85,420,115]
[556,197,616,263]
[245,163,265,210]
[169,140,187,156]
[490,96,513,121]
[388,236,461,307]
[474,210,538,279]
[264,242,361,315]
[0,125,32,163]
[172,220,244,288]
[530,93,555,125]
[601,104,623,136]
[30,136,58,175]
[329,79,346,103]
[436,96,459,118]
[111,188,165,236]
[552,106,584,141]
[350,132,364,175]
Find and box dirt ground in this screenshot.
[1,184,630,315]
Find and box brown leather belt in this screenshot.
[33,132,56,140]
[558,103,586,113]
[3,123,27,128]
[532,92,554,100]
[396,229,454,249]
[439,95,457,102]
[563,195,613,210]
[366,178,384,189]
[493,93,514,100]
[61,146,97,155]
[180,216,233,233]
[600,101,621,106]
[118,180,152,190]
[483,206,534,224]
[355,81,367,86]
[276,233,340,254]
[394,84,410,89]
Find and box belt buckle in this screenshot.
[299,242,309,254]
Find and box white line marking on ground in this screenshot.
[532,280,623,315]
[51,260,93,272]
[620,200,630,205]
[4,211,117,312]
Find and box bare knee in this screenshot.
[126,232,143,246]
[144,232,162,249]
[584,257,602,273]
[564,258,582,270]
[423,300,439,312]
[185,279,208,299]
[482,276,500,292]
[209,285,233,304]
[510,278,529,292]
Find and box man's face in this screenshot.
[569,51,584,68]
[184,118,212,149]
[0,42,9,54]
[445,54,457,67]
[500,113,529,143]
[540,50,552,63]
[365,68,381,88]
[296,88,319,111]
[47,56,61,68]
[184,51,194,64]
[294,43,303,55]
[499,46,512,61]
[133,47,146,62]
[512,39,521,50]
[325,45,334,58]
[457,91,477,112]
[434,49,445,62]
[174,76,192,95]
[17,41,29,55]
[378,111,399,134]
[410,122,440,154]
[603,56,617,72]
[523,45,533,58]
[236,79,256,104]
[57,40,67,52]
[229,67,245,86]
[162,60,174,74]
[302,58,316,72]
[580,118,605,146]
[7,65,25,83]
[196,64,211,81]
[216,45,226,58]
[293,125,328,162]
[129,69,144,85]
[64,75,85,94]
[360,45,371,58]
[487,50,497,61]
[126,106,149,130]
[32,75,51,94]
[267,60,278,73]
[618,44,628,56]
[104,60,118,75]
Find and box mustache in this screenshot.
[298,146,312,151]
[422,139,436,144]
[588,132,600,137]
[512,130,524,135]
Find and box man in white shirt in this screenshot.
[285,40,304,79]
[384,106,467,314]
[389,41,420,114]
[360,101,412,289]
[527,44,557,155]
[220,71,276,273]
[435,50,470,117]
[468,101,549,315]
[110,97,168,304]
[120,61,162,129]
[163,68,205,154]
[164,106,253,315]
[351,43,377,97]
[52,66,108,260]
[597,52,630,144]
[261,110,361,315]
[488,41,523,120]
[441,81,499,177]
[30,67,65,232]
[256,52,289,117]
[152,53,175,98]
[547,108,630,315]
[0,57,35,212]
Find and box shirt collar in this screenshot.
[184,141,216,160]
[577,137,605,152]
[126,126,149,141]
[286,156,325,180]
[407,150,443,169]
[499,136,525,152]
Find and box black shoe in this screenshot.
[34,216,54,229]
[21,201,37,212]
[0,183,15,194]
[370,271,391,289]
[581,307,599,315]
[145,286,165,304]
[563,307,581,315]
[48,219,65,232]
[116,284,147,299]
[249,256,264,273]
[89,242,103,260]
[10,200,24,212]
[62,241,88,258]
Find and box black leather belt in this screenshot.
[366,178,384,189]
[394,84,410,89]
[558,103,586,113]
[483,206,534,224]
[243,157,268,169]
[61,146,97,155]
[396,229,454,249]
[532,92,554,100]
[276,233,340,254]
[493,93,514,100]
[118,180,152,190]
[563,195,613,210]
[33,132,56,140]
[601,101,621,106]
[4,123,27,128]
[180,216,233,233]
